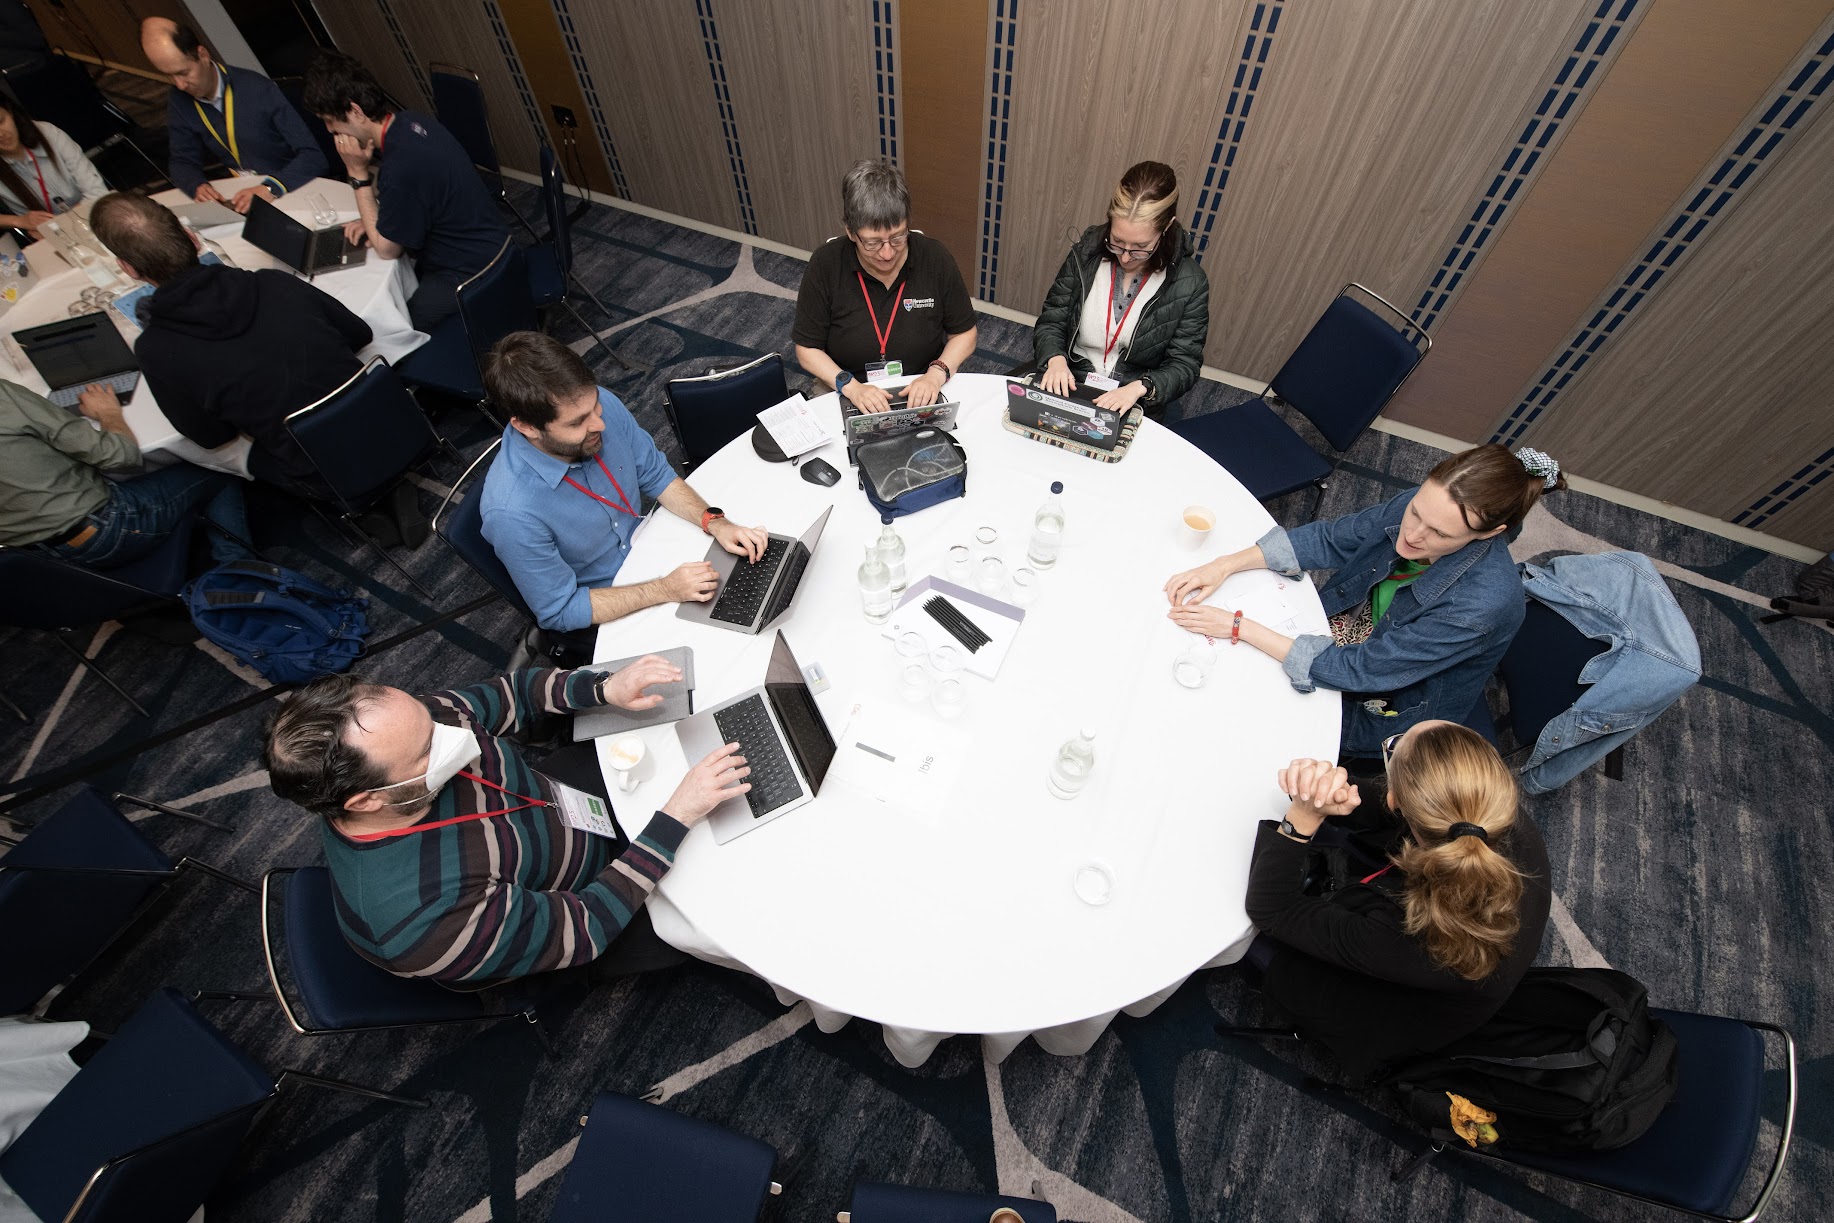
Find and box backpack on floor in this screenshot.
[1385,967,1678,1155]
[856,428,968,519]
[185,560,371,683]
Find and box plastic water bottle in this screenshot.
[1047,727,1097,799]
[1028,481,1065,569]
[859,542,893,623]
[876,515,907,595]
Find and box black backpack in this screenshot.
[1385,967,1678,1154]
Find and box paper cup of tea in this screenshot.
[1180,504,1216,550]
[608,735,646,792]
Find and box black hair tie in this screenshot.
[1447,822,1489,843]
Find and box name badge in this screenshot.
[551,777,620,839]
[865,360,903,384]
[1083,373,1120,392]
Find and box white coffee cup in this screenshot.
[1180,504,1216,550]
[608,735,646,793]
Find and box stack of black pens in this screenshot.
[924,596,991,653]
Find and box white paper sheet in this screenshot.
[756,394,835,458]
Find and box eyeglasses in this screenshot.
[1105,236,1160,259]
[1381,732,1406,767]
[853,230,909,253]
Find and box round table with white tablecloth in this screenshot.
[1,177,425,477]
[593,372,1340,1067]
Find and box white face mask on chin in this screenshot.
[368,722,481,808]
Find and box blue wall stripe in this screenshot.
[479,0,548,155]
[1187,2,1284,260]
[1735,448,1834,530]
[977,0,1019,301]
[548,0,631,199]
[1492,23,1834,455]
[1413,0,1641,333]
[373,0,432,106]
[872,1,900,165]
[694,0,757,236]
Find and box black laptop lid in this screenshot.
[16,313,137,388]
[1004,379,1125,450]
[761,632,838,793]
[241,196,312,271]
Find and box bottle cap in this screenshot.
[881,514,893,525]
[1081,726,1097,739]
[1051,481,1063,494]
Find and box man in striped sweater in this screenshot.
[263,662,749,986]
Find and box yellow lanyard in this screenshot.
[193,67,240,168]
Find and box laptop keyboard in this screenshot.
[49,372,136,409]
[710,536,788,625]
[711,694,802,818]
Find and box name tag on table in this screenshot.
[552,778,619,839]
[1083,373,1119,391]
[865,360,903,383]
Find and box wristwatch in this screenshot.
[347,176,373,190]
[833,370,854,399]
[1278,817,1315,843]
[700,507,725,535]
[1138,375,1159,405]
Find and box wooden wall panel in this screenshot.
[1194,0,1596,379]
[495,0,611,193]
[994,0,1251,314]
[900,0,987,279]
[22,0,188,68]
[313,0,430,115]
[560,0,741,231]
[384,2,545,177]
[718,1,878,251]
[1522,96,1834,544]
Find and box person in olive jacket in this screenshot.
[1031,160,1210,418]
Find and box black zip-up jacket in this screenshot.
[1030,224,1211,406]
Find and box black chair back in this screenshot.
[540,142,573,280]
[1498,597,1610,746]
[456,236,537,376]
[428,64,501,180]
[433,439,535,621]
[1269,285,1429,452]
[273,75,342,182]
[0,529,195,632]
[664,353,788,470]
[285,358,438,513]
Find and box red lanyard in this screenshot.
[22,147,51,212]
[1102,263,1146,368]
[856,271,906,359]
[1360,864,1394,885]
[561,454,638,518]
[344,770,549,842]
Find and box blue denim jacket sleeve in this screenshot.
[1284,597,1502,696]
[482,506,595,633]
[1258,490,1413,577]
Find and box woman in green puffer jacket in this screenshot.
[1031,160,1211,419]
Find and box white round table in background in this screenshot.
[594,372,1340,1067]
[1,177,426,477]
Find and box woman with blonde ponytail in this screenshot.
[1243,721,1551,1079]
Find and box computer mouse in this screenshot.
[801,457,842,487]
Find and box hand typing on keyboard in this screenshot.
[660,560,721,604]
[660,741,751,827]
[709,517,770,563]
[76,384,127,432]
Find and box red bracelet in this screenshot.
[927,359,952,379]
[1230,610,1243,644]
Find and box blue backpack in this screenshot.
[184,560,371,683]
[855,428,968,519]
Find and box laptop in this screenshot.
[675,631,840,843]
[15,313,139,409]
[170,200,242,229]
[841,389,960,465]
[1004,378,1126,451]
[241,196,359,276]
[677,506,831,635]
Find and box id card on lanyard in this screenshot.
[858,271,905,383]
[1092,263,1144,387]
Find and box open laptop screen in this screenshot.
[17,315,136,387]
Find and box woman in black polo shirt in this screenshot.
[793,160,977,414]
[1032,161,1210,418]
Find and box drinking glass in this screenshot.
[931,677,966,719]
[929,643,964,674]
[308,192,338,228]
[1010,567,1038,606]
[976,557,1007,598]
[895,631,928,658]
[899,663,931,704]
[946,545,972,584]
[1173,640,1217,689]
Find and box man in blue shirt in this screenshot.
[140,19,326,212]
[303,51,508,330]
[480,332,770,635]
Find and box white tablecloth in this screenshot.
[0,1016,87,1221]
[594,373,1340,1067]
[2,177,425,477]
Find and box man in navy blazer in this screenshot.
[140,18,326,213]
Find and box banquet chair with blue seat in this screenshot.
[1397,1008,1795,1222]
[664,352,789,471]
[0,511,205,717]
[838,1182,1058,1223]
[285,356,444,598]
[428,62,538,240]
[400,237,534,419]
[527,143,642,372]
[1170,283,1429,514]
[548,1091,781,1222]
[0,787,255,1018]
[194,865,545,1077]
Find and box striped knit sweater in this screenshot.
[320,667,687,986]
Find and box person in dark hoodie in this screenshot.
[88,191,371,505]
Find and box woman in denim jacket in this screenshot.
[1166,445,1565,760]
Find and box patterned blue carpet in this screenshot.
[0,184,1826,1222]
